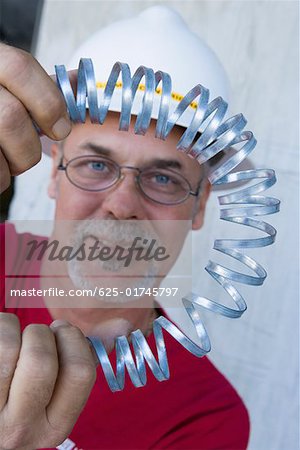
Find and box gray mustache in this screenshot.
[72,220,159,247]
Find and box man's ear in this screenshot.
[191,179,211,230]
[47,143,61,200]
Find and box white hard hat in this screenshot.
[67,5,231,129]
[42,6,232,153]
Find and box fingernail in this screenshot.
[50,319,70,329]
[52,116,71,139]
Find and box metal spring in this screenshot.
[55,59,280,392]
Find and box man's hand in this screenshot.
[0,43,72,193]
[0,313,97,450]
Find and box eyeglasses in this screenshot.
[58,155,203,205]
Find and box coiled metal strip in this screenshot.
[88,311,209,392]
[55,59,280,391]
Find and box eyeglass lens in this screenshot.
[65,156,192,204]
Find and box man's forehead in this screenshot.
[64,113,202,173]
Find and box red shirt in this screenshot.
[1,223,250,449]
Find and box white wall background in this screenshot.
[9,1,299,449]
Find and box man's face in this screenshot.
[48,111,209,228]
[45,112,211,306]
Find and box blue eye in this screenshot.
[89,161,106,171]
[155,174,170,184]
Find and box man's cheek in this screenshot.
[54,186,85,218]
[174,202,195,221]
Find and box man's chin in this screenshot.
[67,262,158,306]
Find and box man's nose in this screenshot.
[100,169,146,220]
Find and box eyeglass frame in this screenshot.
[57,154,204,206]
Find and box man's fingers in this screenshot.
[0,43,73,192]
[46,321,96,433]
[0,313,21,412]
[0,85,42,176]
[7,324,59,420]
[0,43,71,140]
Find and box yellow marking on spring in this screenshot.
[95,81,198,109]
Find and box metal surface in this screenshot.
[56,59,280,391]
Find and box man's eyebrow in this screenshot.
[79,143,183,170]
[79,143,112,156]
[147,159,182,170]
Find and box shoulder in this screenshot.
[0,222,44,312]
[1,222,44,275]
[0,221,19,280]
[148,327,250,449]
[0,222,18,311]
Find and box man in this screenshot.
[0,7,249,450]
